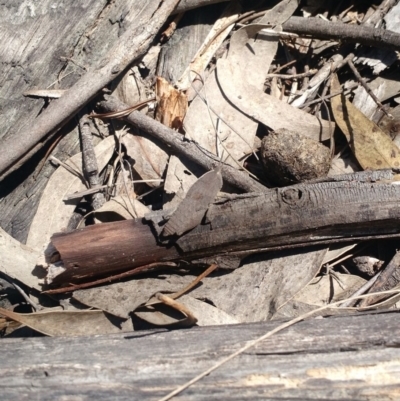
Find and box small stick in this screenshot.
[90,97,156,119]
[265,69,317,80]
[80,115,105,210]
[145,263,218,306]
[155,293,198,326]
[49,156,86,183]
[347,58,391,118]
[270,59,297,74]
[33,134,64,180]
[43,262,179,294]
[97,95,267,193]
[340,271,382,308]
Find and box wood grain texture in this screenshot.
[50,175,400,284]
[0,0,180,177]
[1,311,399,400]
[0,0,160,242]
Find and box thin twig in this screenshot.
[265,69,317,80]
[188,70,259,166]
[115,127,138,217]
[49,156,86,184]
[340,272,382,308]
[80,114,105,210]
[347,58,391,118]
[97,95,267,193]
[145,264,218,306]
[43,262,180,295]
[90,98,156,119]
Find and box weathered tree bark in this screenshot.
[0,0,228,243]
[0,0,180,179]
[0,0,180,242]
[2,310,399,400]
[50,174,400,285]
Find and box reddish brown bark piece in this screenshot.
[162,165,223,236]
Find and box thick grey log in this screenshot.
[1,311,399,400]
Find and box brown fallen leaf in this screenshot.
[0,307,131,337]
[330,73,400,170]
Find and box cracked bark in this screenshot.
[49,175,400,286]
[2,310,399,400]
[0,0,180,179]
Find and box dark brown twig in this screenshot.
[347,59,390,117]
[44,262,180,294]
[80,115,105,210]
[96,95,266,193]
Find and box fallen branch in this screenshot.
[49,172,400,286]
[2,310,399,399]
[282,16,400,50]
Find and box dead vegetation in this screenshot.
[1,0,400,399]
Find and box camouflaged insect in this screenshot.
[162,165,223,237]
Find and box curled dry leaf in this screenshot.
[330,73,400,170]
[26,136,115,251]
[0,307,131,337]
